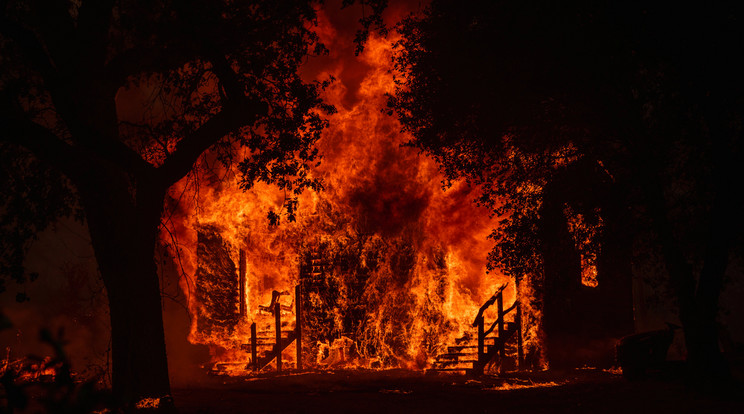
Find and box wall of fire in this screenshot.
[193,220,482,370]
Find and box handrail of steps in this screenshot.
[245,284,303,373]
[483,300,519,337]
[472,283,523,375]
[429,282,524,376]
[471,283,509,327]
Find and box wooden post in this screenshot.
[275,302,282,372]
[497,292,505,360]
[251,322,258,372]
[516,303,524,369]
[476,315,484,375]
[239,250,247,318]
[295,284,302,371]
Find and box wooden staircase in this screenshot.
[242,284,303,372]
[429,283,523,375]
[430,341,480,373]
[243,247,324,373]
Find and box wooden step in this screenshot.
[434,358,476,366]
[447,345,478,352]
[436,352,471,359]
[251,330,298,371]
[255,335,292,341]
[436,359,477,365]
[472,327,520,373]
[240,343,274,351]
[258,328,295,334]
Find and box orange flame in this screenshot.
[162,9,526,374]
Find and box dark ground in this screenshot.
[172,368,744,414]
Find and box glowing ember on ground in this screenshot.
[134,397,161,410]
[483,380,565,391]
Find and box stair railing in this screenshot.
[483,300,519,337]
[295,283,303,370]
[250,322,258,371]
[471,283,523,375]
[248,284,303,373]
[274,301,282,371]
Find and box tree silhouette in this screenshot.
[390,0,744,383]
[1,0,336,406]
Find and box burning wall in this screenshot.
[193,225,241,338]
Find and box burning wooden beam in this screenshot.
[275,302,282,372]
[296,284,303,371]
[239,249,247,318]
[251,322,258,372]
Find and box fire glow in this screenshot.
[163,15,521,375]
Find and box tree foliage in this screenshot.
[0,0,335,291]
[0,0,385,404]
[389,0,630,280]
[390,0,744,380]
[1,0,389,403]
[391,0,744,276]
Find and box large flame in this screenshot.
[162,9,519,373]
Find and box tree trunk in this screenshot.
[539,182,583,369]
[684,120,736,385]
[78,171,172,407]
[639,148,732,386]
[596,189,635,340]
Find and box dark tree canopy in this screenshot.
[391,0,744,382]
[0,143,78,299]
[0,0,331,291]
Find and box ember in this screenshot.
[0,355,59,383]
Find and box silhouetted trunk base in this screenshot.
[80,181,172,407]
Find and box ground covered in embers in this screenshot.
[172,369,744,414]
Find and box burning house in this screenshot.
[163,9,633,377]
[191,223,528,375]
[164,31,524,375]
